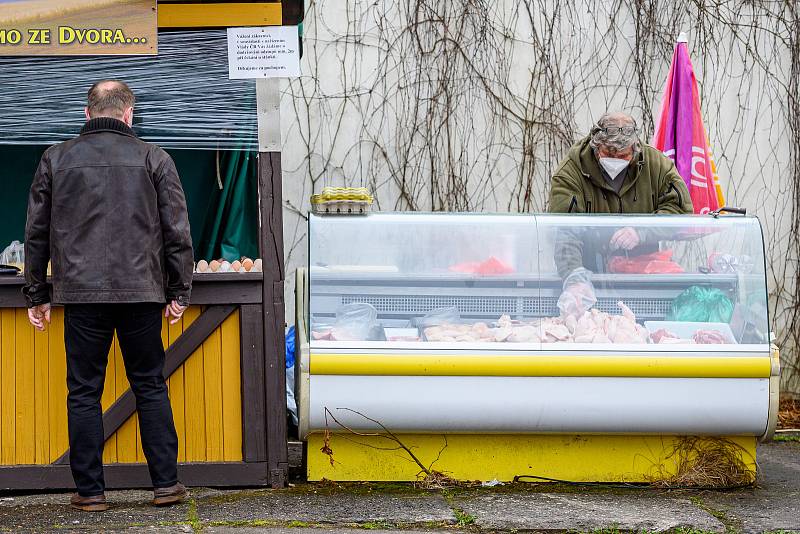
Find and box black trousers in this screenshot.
[64,303,178,496]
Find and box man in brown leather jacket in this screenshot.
[23,80,193,511]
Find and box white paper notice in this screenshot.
[227,26,301,79]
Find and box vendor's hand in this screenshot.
[610,227,640,251]
[28,303,51,332]
[557,282,596,318]
[165,300,187,325]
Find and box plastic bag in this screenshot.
[0,240,24,266]
[331,302,379,341]
[449,256,514,275]
[667,286,734,323]
[417,307,461,327]
[608,250,684,274]
[557,267,597,318]
[285,326,298,426]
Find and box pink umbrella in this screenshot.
[652,33,725,214]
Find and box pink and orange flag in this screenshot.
[652,33,725,214]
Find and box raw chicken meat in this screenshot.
[650,328,679,344]
[310,328,363,341]
[693,329,729,344]
[424,322,498,342]
[422,302,648,344]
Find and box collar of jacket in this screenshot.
[574,135,644,195]
[80,117,136,138]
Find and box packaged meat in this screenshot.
[384,328,421,342]
[693,329,729,344]
[650,328,679,344]
[607,250,684,274]
[644,321,737,345]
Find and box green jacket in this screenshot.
[548,136,693,278]
[548,135,692,215]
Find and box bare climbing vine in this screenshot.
[283,0,800,392]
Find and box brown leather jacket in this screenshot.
[23,117,193,307]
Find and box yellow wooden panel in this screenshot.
[158,3,282,28]
[48,308,68,463]
[167,314,186,463]
[307,433,758,483]
[0,304,243,466]
[203,324,224,460]
[101,335,118,464]
[15,309,35,464]
[33,323,49,464]
[0,310,12,464]
[182,307,206,461]
[221,311,243,461]
[115,335,139,463]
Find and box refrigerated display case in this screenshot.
[296,212,778,482]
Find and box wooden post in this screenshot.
[257,151,288,488]
[255,74,288,488]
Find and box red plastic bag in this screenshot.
[608,250,684,274]
[449,256,515,275]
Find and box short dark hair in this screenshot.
[87,80,135,119]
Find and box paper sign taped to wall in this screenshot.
[227,26,300,79]
[0,0,156,56]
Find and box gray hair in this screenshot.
[87,80,135,119]
[589,112,641,156]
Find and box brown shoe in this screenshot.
[153,482,187,506]
[70,493,109,512]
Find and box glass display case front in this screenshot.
[307,213,769,352]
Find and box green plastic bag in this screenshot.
[667,286,734,323]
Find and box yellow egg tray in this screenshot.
[311,187,373,215]
[310,187,374,204]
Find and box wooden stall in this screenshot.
[0,170,287,491]
[0,2,296,489]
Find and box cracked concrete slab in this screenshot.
[0,441,796,533]
[700,441,800,534]
[205,530,444,534]
[194,489,455,526]
[454,491,725,533]
[0,490,191,532]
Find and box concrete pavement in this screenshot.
[0,440,797,533]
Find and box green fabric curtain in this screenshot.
[197,150,260,262]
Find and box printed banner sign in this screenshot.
[0,0,157,56]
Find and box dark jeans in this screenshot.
[64,303,178,496]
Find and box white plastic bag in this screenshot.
[0,241,23,266]
[332,303,379,341]
[557,267,597,318]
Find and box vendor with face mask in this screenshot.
[547,111,693,317]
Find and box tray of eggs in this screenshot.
[195,257,263,273]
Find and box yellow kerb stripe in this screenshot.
[310,353,771,378]
[158,3,282,28]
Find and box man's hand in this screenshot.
[28,303,51,332]
[610,227,640,251]
[165,300,187,325]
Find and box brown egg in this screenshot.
[196,260,209,273]
[231,260,242,272]
[253,259,263,272]
[242,258,254,271]
[209,260,221,272]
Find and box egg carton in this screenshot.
[311,199,371,215]
[195,258,263,273]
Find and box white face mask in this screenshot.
[599,157,629,180]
